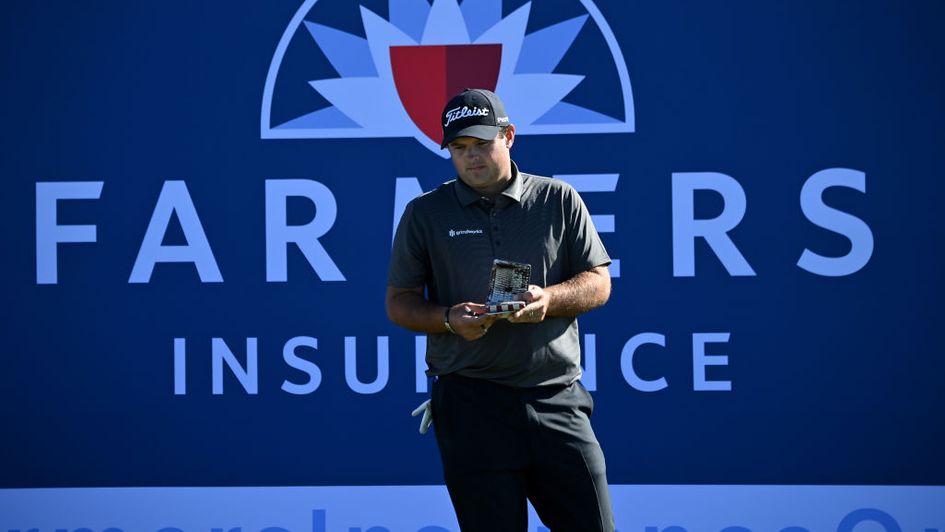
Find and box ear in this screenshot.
[504,124,516,149]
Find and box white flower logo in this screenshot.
[262,0,634,157]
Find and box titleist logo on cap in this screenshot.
[444,106,490,127]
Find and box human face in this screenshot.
[447,125,515,198]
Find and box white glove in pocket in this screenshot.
[411,399,433,434]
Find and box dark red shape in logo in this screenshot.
[390,44,502,145]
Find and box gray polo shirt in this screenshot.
[388,162,611,387]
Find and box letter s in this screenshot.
[798,168,874,276]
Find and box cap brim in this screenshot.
[440,125,502,149]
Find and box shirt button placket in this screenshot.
[491,209,501,248]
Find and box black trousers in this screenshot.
[431,373,615,532]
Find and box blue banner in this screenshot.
[2,485,943,531]
[1,0,943,523]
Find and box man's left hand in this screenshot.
[508,284,549,323]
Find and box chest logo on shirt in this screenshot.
[448,229,484,238]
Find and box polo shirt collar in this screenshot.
[454,161,525,207]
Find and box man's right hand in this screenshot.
[448,303,497,341]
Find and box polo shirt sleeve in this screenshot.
[388,199,429,288]
[563,184,612,273]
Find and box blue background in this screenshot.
[1,0,943,489]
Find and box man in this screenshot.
[386,88,615,531]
